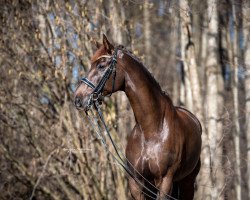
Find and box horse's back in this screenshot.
[173,107,202,181]
[175,107,202,135]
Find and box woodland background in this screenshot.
[0,0,250,199]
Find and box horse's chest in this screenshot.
[127,140,171,178]
[126,124,176,178]
[142,144,165,176]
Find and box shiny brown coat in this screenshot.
[74,35,202,200]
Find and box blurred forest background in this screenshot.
[0,0,250,199]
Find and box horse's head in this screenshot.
[74,34,125,111]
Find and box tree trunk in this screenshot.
[143,0,152,67]
[205,0,223,198]
[181,31,193,111]
[180,0,193,112]
[231,1,242,199]
[179,0,214,199]
[243,0,250,199]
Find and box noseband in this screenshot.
[81,48,118,110]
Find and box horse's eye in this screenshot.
[97,63,105,69]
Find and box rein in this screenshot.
[85,102,178,200]
[85,102,158,200]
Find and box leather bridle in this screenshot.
[81,48,118,110]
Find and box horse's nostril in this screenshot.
[75,97,82,108]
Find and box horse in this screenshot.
[74,34,202,200]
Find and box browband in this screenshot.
[96,55,112,60]
[81,77,96,89]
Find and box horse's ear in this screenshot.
[103,34,114,54]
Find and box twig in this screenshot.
[29,149,58,200]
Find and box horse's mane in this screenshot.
[117,45,144,66]
[117,45,168,96]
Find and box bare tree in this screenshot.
[204,0,226,198]
[243,0,250,199]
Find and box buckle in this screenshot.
[92,92,103,104]
[92,93,99,101]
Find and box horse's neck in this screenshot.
[122,54,173,137]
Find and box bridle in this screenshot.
[81,48,118,110]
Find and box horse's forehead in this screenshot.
[91,47,107,63]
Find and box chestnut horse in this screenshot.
[74,35,202,200]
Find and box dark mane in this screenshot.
[117,45,144,66]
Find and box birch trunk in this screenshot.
[180,0,193,112]
[231,1,242,199]
[179,0,213,198]
[205,0,221,198]
[215,1,229,197]
[243,0,250,199]
[143,0,152,67]
[173,6,182,105]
